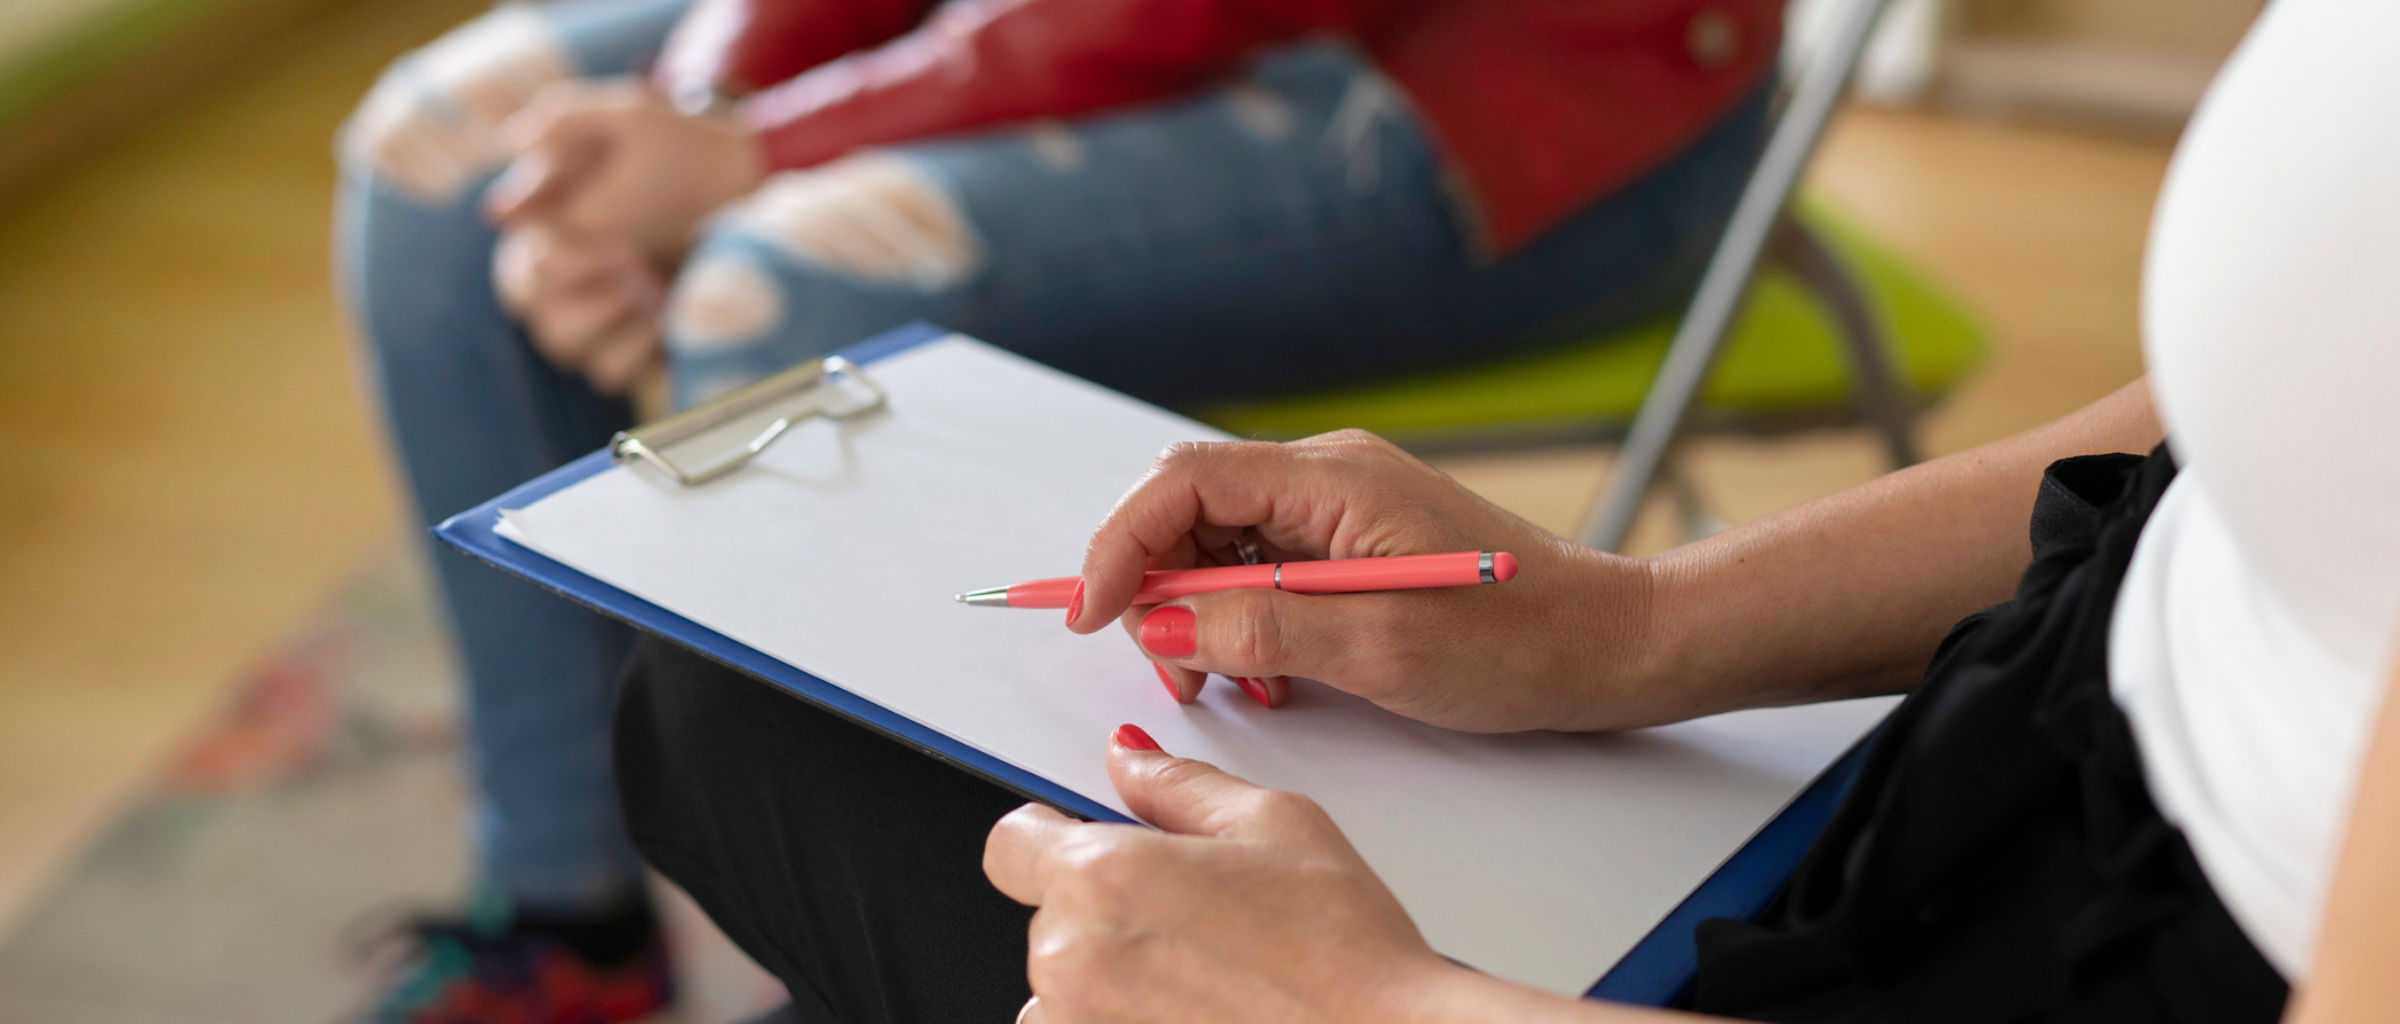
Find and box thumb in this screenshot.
[1106,726,1274,838]
[1129,587,1383,686]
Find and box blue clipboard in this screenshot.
[434,320,1874,1008]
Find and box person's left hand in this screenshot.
[483,77,766,264]
[492,221,667,394]
[983,727,1462,1024]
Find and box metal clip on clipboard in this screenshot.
[610,356,887,486]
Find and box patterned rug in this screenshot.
[0,547,781,1024]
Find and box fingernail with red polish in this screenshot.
[1233,677,1272,707]
[1113,724,1162,752]
[1063,579,1084,628]
[1138,606,1197,658]
[1152,662,1181,701]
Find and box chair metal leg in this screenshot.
[1766,215,1921,469]
[1669,460,1731,543]
[1574,0,1896,552]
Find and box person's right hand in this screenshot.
[491,221,666,395]
[1067,430,1691,733]
[482,78,765,265]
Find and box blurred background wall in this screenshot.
[0,0,367,195]
[0,0,2264,1020]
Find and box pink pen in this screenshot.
[954,551,1518,609]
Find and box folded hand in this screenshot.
[491,222,665,395]
[483,78,765,264]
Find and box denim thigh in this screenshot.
[664,42,1766,411]
[335,0,687,908]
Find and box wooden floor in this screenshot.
[0,0,2178,935]
[0,0,483,932]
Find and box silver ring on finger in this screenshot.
[1234,528,1263,566]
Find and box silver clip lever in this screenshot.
[609,356,888,486]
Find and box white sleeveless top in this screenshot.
[2108,0,2400,981]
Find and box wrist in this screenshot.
[695,104,767,188]
[669,112,769,257]
[665,72,732,116]
[1363,958,1484,1024]
[1614,546,1783,724]
[1625,549,1716,719]
[1547,543,1714,731]
[1379,961,1612,1024]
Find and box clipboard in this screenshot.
[436,321,1877,1007]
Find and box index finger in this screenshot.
[1107,743,1278,838]
[483,83,633,222]
[1069,441,1322,633]
[982,802,1082,906]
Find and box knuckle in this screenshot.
[1246,787,1325,828]
[1150,757,1222,799]
[520,240,565,278]
[1043,834,1117,892]
[1024,945,1071,995]
[525,327,577,363]
[516,87,570,123]
[1025,940,1110,1013]
[1150,440,1215,474]
[1311,427,1400,459]
[1128,442,1218,501]
[1023,917,1086,987]
[491,237,537,305]
[1218,589,1289,667]
[1151,438,1270,475]
[1063,836,1156,902]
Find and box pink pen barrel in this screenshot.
[1005,577,1083,608]
[1278,551,1500,593]
[1130,564,1278,604]
[974,550,1516,608]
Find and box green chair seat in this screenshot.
[1198,201,1986,447]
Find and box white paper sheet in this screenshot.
[500,335,1894,994]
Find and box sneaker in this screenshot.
[352,895,674,1024]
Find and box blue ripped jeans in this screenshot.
[338,0,1764,913]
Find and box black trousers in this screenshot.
[612,451,2288,1024]
[612,639,1034,1024]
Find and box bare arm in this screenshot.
[1636,379,2162,718]
[2282,618,2400,1024]
[1394,379,2171,1021]
[1014,381,2171,1024]
[1068,381,2162,733]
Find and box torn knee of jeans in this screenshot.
[708,153,983,292]
[339,5,571,203]
[1024,121,1086,171]
[1223,84,1298,141]
[1321,72,1404,193]
[666,257,786,354]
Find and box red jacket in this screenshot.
[658,0,1779,254]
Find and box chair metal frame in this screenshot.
[1575,0,1908,551]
